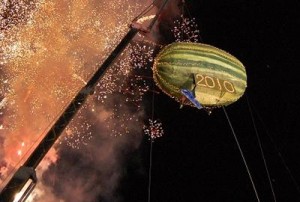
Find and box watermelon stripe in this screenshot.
[159,49,245,72]
[158,54,246,75]
[158,42,244,67]
[157,61,247,81]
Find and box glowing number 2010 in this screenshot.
[196,74,235,93]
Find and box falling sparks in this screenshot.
[0,0,40,30]
[143,119,164,140]
[0,0,168,156]
[59,115,93,150]
[91,40,156,137]
[0,0,201,200]
[129,41,155,68]
[172,15,201,42]
[0,0,151,191]
[0,0,42,66]
[95,42,155,105]
[0,0,201,162]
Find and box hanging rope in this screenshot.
[144,1,170,201]
[147,35,158,201]
[147,128,154,200]
[222,106,261,202]
[249,97,300,198]
[246,95,277,202]
[146,69,156,202]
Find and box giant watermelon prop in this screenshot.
[153,42,247,108]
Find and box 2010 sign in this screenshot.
[195,74,236,93]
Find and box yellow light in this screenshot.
[12,179,36,202]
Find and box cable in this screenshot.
[249,97,300,198]
[222,106,261,202]
[147,56,156,202]
[145,1,170,201]
[246,95,277,202]
[147,136,154,202]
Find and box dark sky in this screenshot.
[0,1,299,201]
[120,0,300,202]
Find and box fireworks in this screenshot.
[0,0,202,154]
[95,42,154,104]
[172,15,201,42]
[91,39,157,137]
[0,0,202,200]
[143,119,164,140]
[0,0,152,189]
[58,108,93,150]
[0,0,40,31]
[129,42,155,68]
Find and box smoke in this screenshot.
[34,101,144,202]
[151,0,183,44]
[0,0,184,201]
[44,92,145,201]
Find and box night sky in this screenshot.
[120,0,300,201]
[1,0,299,201]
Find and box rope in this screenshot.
[145,1,170,201]
[249,97,300,198]
[147,134,154,202]
[147,52,156,202]
[222,106,261,202]
[246,95,277,202]
[146,67,156,202]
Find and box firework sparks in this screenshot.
[0,0,153,199]
[143,119,164,140]
[89,39,157,137]
[0,0,196,200]
[59,116,93,150]
[172,15,201,42]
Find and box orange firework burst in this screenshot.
[0,0,149,194]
